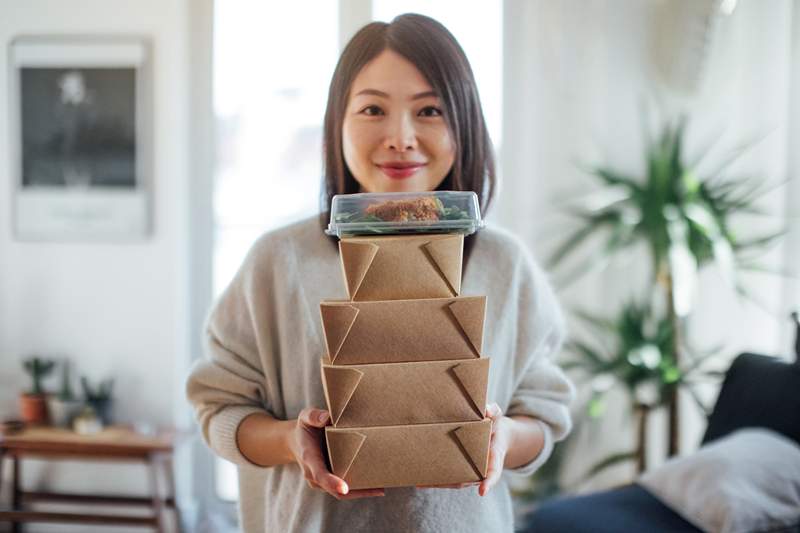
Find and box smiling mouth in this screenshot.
[377,163,426,180]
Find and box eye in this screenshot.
[360,105,384,116]
[419,106,443,117]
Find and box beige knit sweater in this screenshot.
[186,214,574,533]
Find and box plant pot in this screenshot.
[19,393,49,425]
[47,397,84,428]
[88,398,113,426]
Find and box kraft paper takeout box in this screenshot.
[325,419,491,489]
[339,233,464,301]
[321,357,489,427]
[319,296,486,365]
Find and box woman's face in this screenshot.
[342,49,456,193]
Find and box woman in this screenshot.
[187,13,573,532]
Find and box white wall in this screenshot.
[0,0,194,529]
[500,0,800,491]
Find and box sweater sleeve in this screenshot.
[504,246,574,478]
[185,241,274,467]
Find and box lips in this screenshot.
[377,161,426,180]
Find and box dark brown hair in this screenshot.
[319,13,497,266]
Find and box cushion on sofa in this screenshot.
[639,428,800,533]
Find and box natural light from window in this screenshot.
[212,0,339,501]
[213,1,338,297]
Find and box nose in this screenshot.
[383,112,418,152]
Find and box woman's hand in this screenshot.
[288,407,385,500]
[416,403,510,494]
[479,403,511,496]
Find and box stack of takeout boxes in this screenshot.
[319,193,491,490]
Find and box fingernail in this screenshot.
[318,412,328,423]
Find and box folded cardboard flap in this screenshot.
[327,430,366,484]
[449,359,489,416]
[319,296,486,365]
[321,358,490,427]
[339,241,378,299]
[319,304,360,361]
[325,419,491,489]
[320,364,364,426]
[448,298,484,357]
[453,423,490,479]
[339,234,463,301]
[422,236,462,294]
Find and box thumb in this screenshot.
[485,403,502,419]
[300,408,330,428]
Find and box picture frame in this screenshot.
[8,36,152,241]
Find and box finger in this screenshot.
[318,471,351,496]
[300,462,315,483]
[485,403,502,419]
[480,448,496,496]
[303,450,349,496]
[304,468,345,499]
[298,407,330,428]
[479,445,505,496]
[333,488,386,500]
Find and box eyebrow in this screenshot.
[354,88,439,100]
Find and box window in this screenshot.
[214,1,339,295]
[212,0,339,500]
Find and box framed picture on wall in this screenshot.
[8,36,152,241]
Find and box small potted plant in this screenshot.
[81,376,114,426]
[47,360,84,428]
[20,357,56,424]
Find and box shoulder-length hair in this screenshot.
[319,13,497,265]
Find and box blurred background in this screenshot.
[0,0,798,531]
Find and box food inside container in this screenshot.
[326,191,484,237]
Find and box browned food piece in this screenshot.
[364,196,441,222]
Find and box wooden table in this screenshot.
[0,426,182,532]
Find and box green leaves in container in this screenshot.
[440,206,470,220]
[334,211,383,223]
[23,357,56,396]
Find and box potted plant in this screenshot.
[549,117,784,456]
[20,357,56,424]
[562,299,719,475]
[47,360,84,428]
[81,376,114,426]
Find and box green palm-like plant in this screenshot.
[563,300,720,474]
[550,118,783,298]
[23,357,56,396]
[565,302,678,410]
[550,117,784,456]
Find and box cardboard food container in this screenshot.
[339,233,463,301]
[321,357,489,427]
[325,418,491,489]
[319,296,486,365]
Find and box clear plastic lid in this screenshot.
[326,191,484,238]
